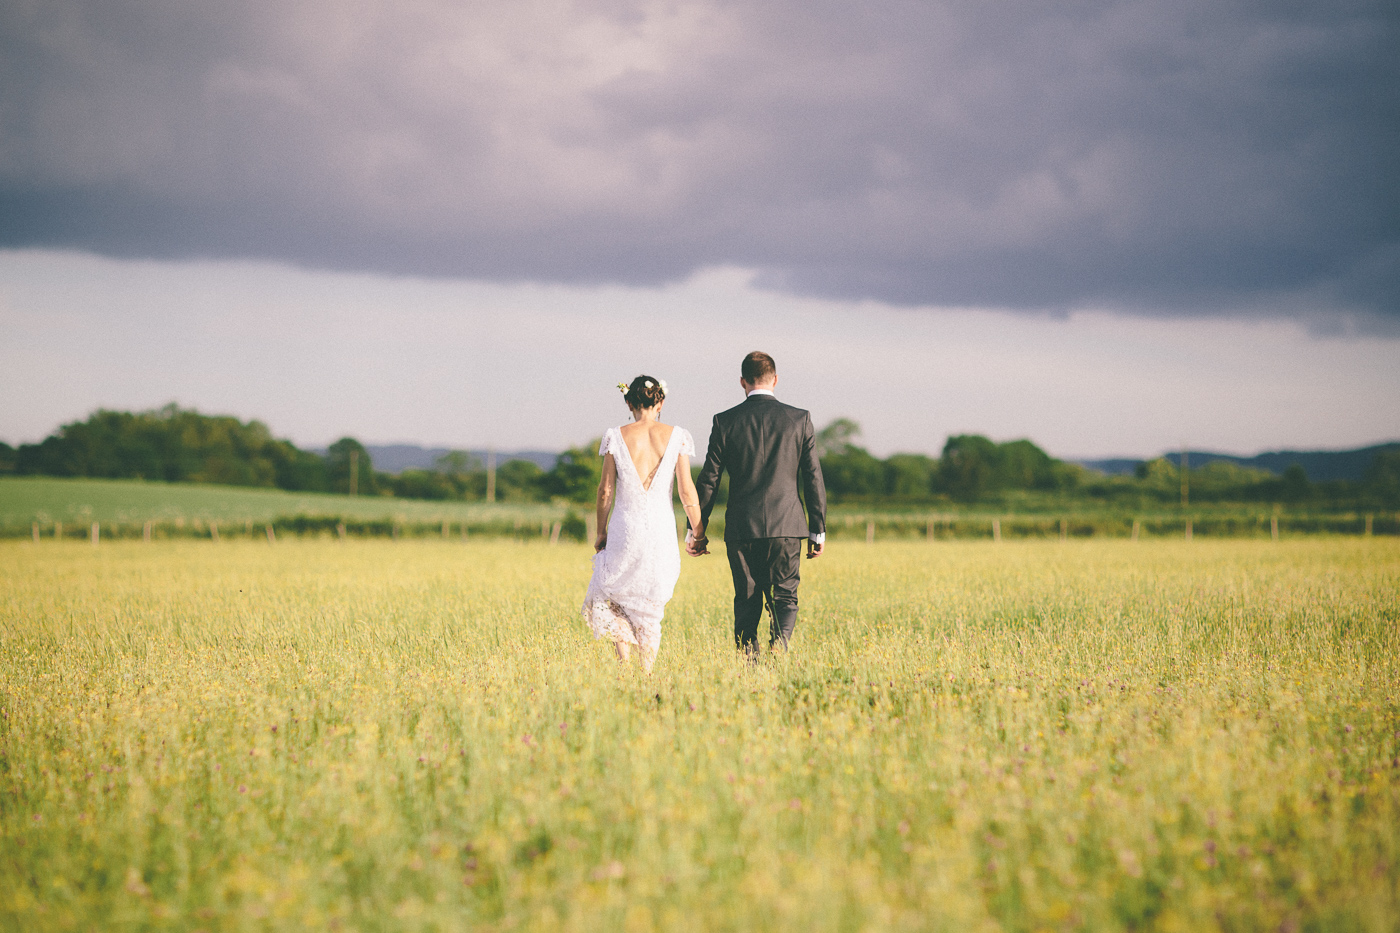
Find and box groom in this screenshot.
[688,351,827,656]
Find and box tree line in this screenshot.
[0,405,597,504]
[816,420,1400,508]
[2,405,1397,509]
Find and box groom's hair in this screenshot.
[741,351,776,384]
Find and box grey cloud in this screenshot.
[0,0,1395,319]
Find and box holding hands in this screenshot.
[685,529,709,557]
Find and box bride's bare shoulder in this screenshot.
[618,421,673,440]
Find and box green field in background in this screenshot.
[0,476,565,528]
[1,538,1396,931]
[3,476,1391,542]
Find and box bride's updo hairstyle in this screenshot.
[621,375,666,410]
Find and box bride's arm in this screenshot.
[594,454,617,551]
[675,454,707,553]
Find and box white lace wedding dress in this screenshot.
[582,424,696,659]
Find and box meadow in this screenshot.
[1,537,1397,932]
[0,477,564,539]
[3,476,1392,543]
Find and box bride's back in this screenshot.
[618,420,676,490]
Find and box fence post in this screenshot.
[992,518,1001,542]
[866,520,875,544]
[337,522,347,541]
[585,515,596,544]
[1185,519,1193,541]
[1364,513,1373,537]
[1271,516,1279,541]
[211,521,220,542]
[265,524,276,543]
[1131,519,1140,541]
[91,521,99,546]
[550,521,561,544]
[927,518,935,540]
[32,523,39,543]
[442,520,450,539]
[1059,518,1067,542]
[55,521,62,541]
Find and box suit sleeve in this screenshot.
[799,412,827,536]
[695,415,725,530]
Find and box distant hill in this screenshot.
[317,445,560,474]
[1076,442,1400,482]
[1075,458,1144,477]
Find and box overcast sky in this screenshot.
[1,1,1397,458]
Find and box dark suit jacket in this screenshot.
[695,394,827,542]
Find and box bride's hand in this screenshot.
[594,534,607,552]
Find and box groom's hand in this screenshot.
[807,540,824,559]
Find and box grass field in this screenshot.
[4,476,1392,543]
[0,477,565,535]
[2,538,1397,932]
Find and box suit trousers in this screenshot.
[726,537,803,655]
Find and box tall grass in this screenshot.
[1,539,1396,931]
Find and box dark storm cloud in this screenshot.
[1,0,1396,318]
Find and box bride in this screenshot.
[582,375,706,672]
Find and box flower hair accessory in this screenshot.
[618,378,668,398]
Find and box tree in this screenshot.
[390,469,457,500]
[883,454,937,499]
[545,440,603,503]
[939,435,1000,501]
[1363,449,1400,508]
[815,418,862,458]
[821,446,885,499]
[997,439,1056,490]
[496,460,546,501]
[269,442,330,492]
[1280,463,1310,502]
[434,450,481,476]
[327,438,375,495]
[11,404,317,489]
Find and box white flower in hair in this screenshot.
[644,380,654,388]
[658,379,668,395]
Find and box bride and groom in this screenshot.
[582,351,828,671]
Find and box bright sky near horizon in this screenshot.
[3,250,1397,459]
[1,1,1396,458]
